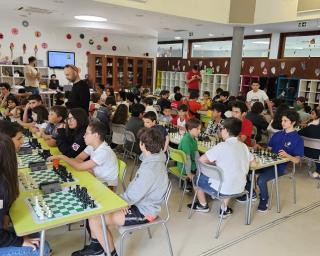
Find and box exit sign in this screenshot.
[298,21,308,27]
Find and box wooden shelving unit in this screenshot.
[298,79,320,108]
[88,54,154,91]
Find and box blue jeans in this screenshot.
[0,241,50,256]
[193,174,229,197]
[245,166,286,200]
[25,87,40,95]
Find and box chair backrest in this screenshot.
[302,136,320,150]
[123,130,136,154]
[195,161,224,195]
[118,159,127,184]
[111,123,126,145]
[153,105,161,113]
[163,181,172,222]
[168,147,187,164]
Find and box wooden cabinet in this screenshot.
[88,54,154,91]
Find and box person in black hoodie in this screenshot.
[246,102,269,143]
[56,108,88,158]
[0,132,51,255]
[298,112,320,178]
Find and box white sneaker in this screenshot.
[312,172,320,179]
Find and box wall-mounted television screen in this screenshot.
[47,51,75,69]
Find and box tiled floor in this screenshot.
[46,161,320,256]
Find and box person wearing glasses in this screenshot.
[55,108,88,158]
[64,65,90,112]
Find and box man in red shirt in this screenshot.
[231,101,253,146]
[186,65,202,93]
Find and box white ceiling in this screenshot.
[1,0,320,41]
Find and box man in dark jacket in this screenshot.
[64,65,90,112]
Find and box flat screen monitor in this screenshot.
[47,51,75,69]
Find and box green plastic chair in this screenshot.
[168,147,188,211]
[118,159,127,192]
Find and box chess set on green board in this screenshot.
[18,165,78,191]
[25,186,100,223]
[250,149,283,164]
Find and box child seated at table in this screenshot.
[20,94,43,128]
[171,104,189,134]
[71,128,169,256]
[201,91,212,111]
[0,130,51,255]
[171,92,183,110]
[237,109,304,212]
[41,105,68,147]
[158,105,172,124]
[31,105,49,136]
[50,120,118,188]
[4,95,20,119]
[178,118,201,191]
[55,108,88,158]
[188,117,255,215]
[143,111,169,152]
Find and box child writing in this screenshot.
[41,105,68,147]
[49,121,118,188]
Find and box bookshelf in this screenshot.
[88,54,154,91]
[0,65,49,88]
[200,73,229,98]
[276,77,300,106]
[298,79,320,108]
[158,71,187,95]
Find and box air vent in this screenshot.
[173,29,188,32]
[16,6,53,15]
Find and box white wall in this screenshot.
[0,20,157,84]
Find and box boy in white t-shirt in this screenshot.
[246,82,273,117]
[187,117,256,217]
[49,121,118,188]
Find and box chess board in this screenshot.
[17,152,47,169]
[21,137,31,148]
[19,168,77,191]
[26,187,100,224]
[251,149,282,165]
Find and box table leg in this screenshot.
[101,215,111,256]
[247,170,255,225]
[274,165,280,213]
[39,230,46,256]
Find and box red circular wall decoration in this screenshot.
[86,51,91,56]
[11,28,19,35]
[35,31,41,37]
[66,34,72,40]
[76,42,82,48]
[103,36,108,42]
[0,33,4,39]
[96,45,102,50]
[41,43,48,49]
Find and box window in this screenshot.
[190,37,270,58]
[283,34,320,57]
[191,40,232,58]
[157,42,183,57]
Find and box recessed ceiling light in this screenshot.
[174,36,182,40]
[74,15,107,22]
[208,33,214,37]
[254,29,264,33]
[252,41,269,44]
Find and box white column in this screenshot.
[269,33,280,59]
[229,26,244,96]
